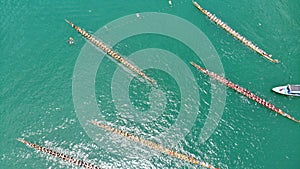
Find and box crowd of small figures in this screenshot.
[190,62,300,123]
[20,3,297,168]
[17,139,101,169]
[65,20,155,84]
[90,121,219,169]
[192,1,279,63]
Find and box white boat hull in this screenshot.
[272,85,300,97]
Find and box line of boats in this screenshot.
[18,120,219,169]
[191,1,300,97]
[18,1,299,169]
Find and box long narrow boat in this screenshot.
[192,1,279,63]
[190,62,300,124]
[90,121,219,169]
[65,20,155,84]
[17,139,101,169]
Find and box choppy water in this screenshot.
[1,0,300,168]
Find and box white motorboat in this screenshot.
[272,84,300,97]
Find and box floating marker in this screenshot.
[190,61,300,124]
[65,20,155,83]
[90,121,219,169]
[192,1,279,63]
[17,139,101,169]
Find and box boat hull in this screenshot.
[272,85,300,97]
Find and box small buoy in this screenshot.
[136,13,140,18]
[168,0,172,6]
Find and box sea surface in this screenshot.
[1,0,300,168]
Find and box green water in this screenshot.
[1,0,300,168]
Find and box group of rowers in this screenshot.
[191,62,295,121]
[207,71,293,119]
[68,20,155,84]
[205,10,272,57]
[91,121,218,169]
[18,139,100,169]
[192,1,278,63]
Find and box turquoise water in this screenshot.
[1,0,300,168]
